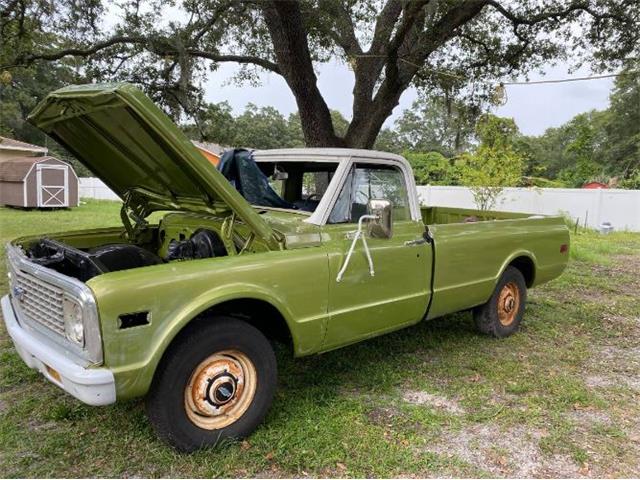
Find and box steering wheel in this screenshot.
[302,193,321,210]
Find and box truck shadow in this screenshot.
[1,309,484,457]
[264,310,481,424]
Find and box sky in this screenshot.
[203,61,615,137]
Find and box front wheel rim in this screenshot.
[184,349,257,430]
[497,282,520,326]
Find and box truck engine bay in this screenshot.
[22,212,244,282]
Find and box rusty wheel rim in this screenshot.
[184,350,257,430]
[497,282,520,327]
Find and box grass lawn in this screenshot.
[0,200,639,477]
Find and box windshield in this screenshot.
[258,161,339,212]
[217,149,340,213]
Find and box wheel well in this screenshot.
[509,256,535,287]
[191,298,293,350]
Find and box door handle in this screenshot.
[404,238,428,247]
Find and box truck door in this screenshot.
[322,162,432,350]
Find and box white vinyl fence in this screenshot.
[79,177,640,232]
[418,185,640,232]
[79,177,120,201]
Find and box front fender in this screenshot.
[88,248,329,400]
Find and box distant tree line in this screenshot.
[517,62,639,189]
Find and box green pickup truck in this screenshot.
[2,84,569,451]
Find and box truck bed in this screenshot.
[420,205,569,320]
[421,206,532,225]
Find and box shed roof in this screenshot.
[192,141,225,157]
[0,156,65,182]
[0,136,48,154]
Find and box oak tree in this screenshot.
[2,0,639,148]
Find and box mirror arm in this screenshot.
[336,214,378,282]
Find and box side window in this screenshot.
[328,164,411,223]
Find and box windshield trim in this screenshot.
[253,206,312,216]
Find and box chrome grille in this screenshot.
[11,267,65,336]
[6,243,103,364]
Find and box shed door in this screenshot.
[37,164,68,207]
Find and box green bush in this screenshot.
[403,151,460,185]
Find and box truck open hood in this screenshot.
[28,83,281,249]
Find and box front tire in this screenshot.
[473,266,527,338]
[146,316,277,452]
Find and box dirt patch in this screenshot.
[597,345,640,365]
[367,406,402,427]
[539,284,614,305]
[591,254,640,297]
[26,419,58,432]
[613,254,640,271]
[584,345,640,391]
[601,314,640,339]
[550,254,640,305]
[586,374,640,391]
[584,375,614,388]
[566,408,611,426]
[421,424,584,478]
[583,345,640,391]
[402,390,465,415]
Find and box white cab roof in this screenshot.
[253,148,409,168]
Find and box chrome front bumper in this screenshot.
[1,295,116,406]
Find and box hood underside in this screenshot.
[28,83,280,248]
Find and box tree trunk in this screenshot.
[344,92,403,149]
[261,1,343,147]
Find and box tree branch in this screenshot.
[485,0,629,26]
[347,0,487,148]
[7,35,281,74]
[317,0,362,55]
[184,50,280,73]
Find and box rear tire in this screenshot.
[473,266,527,338]
[146,316,277,452]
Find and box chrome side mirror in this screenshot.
[367,199,393,239]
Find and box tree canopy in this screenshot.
[518,62,640,187]
[2,0,639,148]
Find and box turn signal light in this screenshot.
[45,364,62,384]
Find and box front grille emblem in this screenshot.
[12,286,26,302]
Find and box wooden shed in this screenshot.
[0,156,79,208]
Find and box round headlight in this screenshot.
[63,296,84,346]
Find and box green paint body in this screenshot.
[19,83,569,401]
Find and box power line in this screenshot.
[492,70,637,105]
[501,71,637,86]
[349,53,637,85]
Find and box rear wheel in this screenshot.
[146,317,277,452]
[473,266,527,338]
